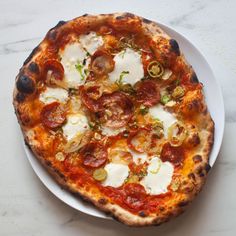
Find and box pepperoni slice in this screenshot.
[80,142,108,168]
[160,142,185,166]
[127,127,152,153]
[80,86,103,112]
[98,91,133,128]
[135,80,160,107]
[91,50,114,76]
[41,102,66,129]
[123,183,146,210]
[43,59,64,81]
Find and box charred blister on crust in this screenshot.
[54,169,66,180]
[188,173,196,181]
[24,138,32,150]
[178,200,189,207]
[23,46,40,65]
[142,17,152,24]
[28,62,40,74]
[47,30,57,41]
[205,163,211,173]
[98,198,108,205]
[187,133,200,147]
[16,92,26,102]
[45,160,52,167]
[116,13,136,20]
[190,72,199,84]
[49,20,67,32]
[139,211,147,217]
[16,75,35,94]
[196,166,205,177]
[47,21,67,42]
[169,39,180,56]
[193,155,203,163]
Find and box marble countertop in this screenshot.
[0,0,235,235]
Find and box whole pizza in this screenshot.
[13,13,214,226]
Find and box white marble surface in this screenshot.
[0,0,236,235]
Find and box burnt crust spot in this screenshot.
[142,17,152,24]
[98,198,108,205]
[24,138,31,150]
[188,133,200,147]
[47,21,67,41]
[47,30,57,41]
[50,20,67,31]
[23,46,40,65]
[82,13,88,17]
[116,13,135,20]
[193,155,203,163]
[16,75,35,94]
[54,169,66,180]
[16,92,26,102]
[169,39,180,56]
[196,167,205,177]
[138,211,147,217]
[190,72,199,84]
[28,62,40,74]
[188,173,196,181]
[205,163,211,173]
[178,200,189,207]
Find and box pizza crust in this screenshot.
[13,12,214,226]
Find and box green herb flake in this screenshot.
[161,94,171,105]
[115,71,129,87]
[139,105,149,115]
[75,61,85,81]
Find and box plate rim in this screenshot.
[21,21,225,220]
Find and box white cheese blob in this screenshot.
[62,114,89,141]
[141,157,174,195]
[60,42,89,88]
[149,105,177,137]
[79,32,104,55]
[102,163,129,188]
[39,87,69,104]
[101,126,125,136]
[129,150,148,165]
[109,48,144,85]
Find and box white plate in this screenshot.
[22,22,225,220]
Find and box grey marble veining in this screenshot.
[0,0,236,235]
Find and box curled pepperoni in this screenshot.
[127,127,152,153]
[160,142,185,166]
[80,142,108,168]
[41,102,66,129]
[123,183,146,210]
[80,86,103,112]
[43,59,64,81]
[135,79,160,107]
[91,50,114,76]
[98,91,133,128]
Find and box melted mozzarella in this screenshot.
[62,114,89,141]
[102,163,129,187]
[129,150,148,165]
[149,105,177,137]
[141,157,174,195]
[109,48,144,85]
[39,87,68,104]
[79,32,104,55]
[101,126,125,136]
[60,42,89,88]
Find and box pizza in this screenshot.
[13,13,214,226]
